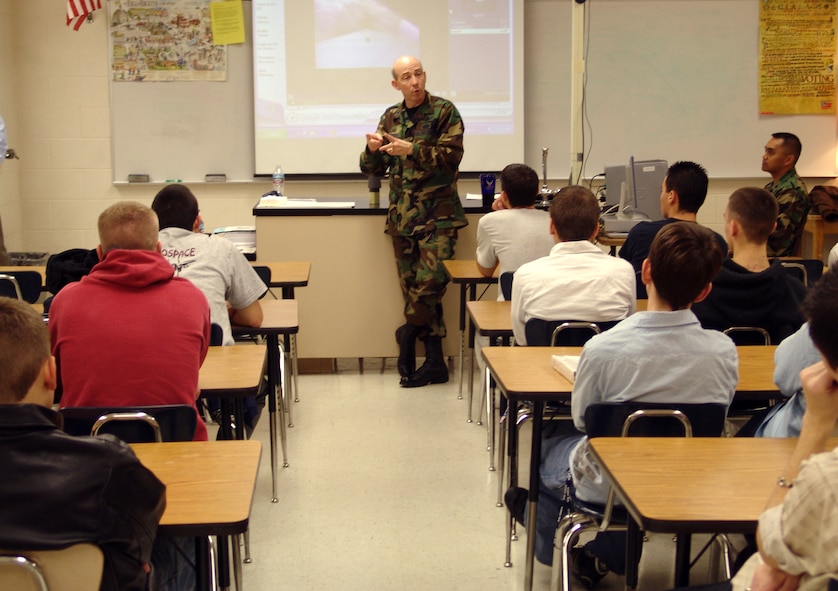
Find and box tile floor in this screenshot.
[222,358,731,591]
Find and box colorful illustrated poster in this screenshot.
[110,0,227,82]
[759,0,837,114]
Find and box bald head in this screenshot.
[391,55,426,108]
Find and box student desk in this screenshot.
[132,440,261,591]
[250,260,311,404]
[802,213,838,261]
[589,437,838,588]
[251,260,311,299]
[481,345,780,591]
[199,344,267,440]
[232,299,299,503]
[441,259,498,401]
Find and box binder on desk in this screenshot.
[551,355,580,383]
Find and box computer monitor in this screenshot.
[601,158,667,233]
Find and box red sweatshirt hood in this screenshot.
[86,249,174,289]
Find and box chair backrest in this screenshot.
[584,402,728,439]
[525,318,620,347]
[0,544,104,591]
[499,271,514,301]
[210,322,224,346]
[0,271,41,303]
[59,404,197,442]
[251,265,272,299]
[723,326,771,346]
[778,258,824,287]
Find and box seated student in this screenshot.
[0,297,166,591]
[692,187,806,345]
[152,184,265,346]
[510,222,738,586]
[475,163,554,292]
[619,161,727,279]
[48,201,211,441]
[671,269,838,591]
[510,185,636,346]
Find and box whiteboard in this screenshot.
[525,0,837,179]
[110,2,254,183]
[111,0,838,183]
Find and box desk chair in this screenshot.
[0,544,104,591]
[778,258,823,287]
[251,265,277,300]
[551,402,728,591]
[59,404,197,443]
[0,271,41,303]
[500,271,515,301]
[722,326,771,347]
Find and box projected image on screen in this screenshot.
[314,0,419,69]
[253,0,523,175]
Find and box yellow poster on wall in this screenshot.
[759,0,837,114]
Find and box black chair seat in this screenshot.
[59,404,197,443]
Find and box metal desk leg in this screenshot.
[267,335,281,502]
[505,395,519,568]
[673,531,692,588]
[523,400,544,591]
[282,334,295,428]
[457,284,467,400]
[276,341,289,468]
[486,365,494,464]
[232,534,243,591]
[291,333,300,404]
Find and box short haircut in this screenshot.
[772,132,802,165]
[152,184,199,230]
[802,268,838,369]
[665,161,708,213]
[0,297,51,403]
[500,163,539,207]
[726,187,778,243]
[98,201,159,254]
[648,222,723,310]
[549,185,600,241]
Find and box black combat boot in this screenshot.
[395,323,420,380]
[401,335,449,388]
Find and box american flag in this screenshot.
[66,0,102,31]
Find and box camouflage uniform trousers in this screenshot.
[391,228,458,338]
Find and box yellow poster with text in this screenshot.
[759,0,837,115]
[211,0,245,46]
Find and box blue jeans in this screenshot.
[151,536,195,591]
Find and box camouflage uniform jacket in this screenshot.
[765,168,809,257]
[360,93,468,237]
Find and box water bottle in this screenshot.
[272,164,285,196]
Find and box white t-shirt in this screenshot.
[158,227,266,345]
[476,208,554,300]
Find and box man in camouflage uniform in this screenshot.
[762,132,809,257]
[360,55,467,388]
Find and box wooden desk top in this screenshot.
[589,437,838,533]
[251,261,311,288]
[233,299,299,336]
[482,345,778,401]
[596,233,627,247]
[199,344,266,397]
[442,259,498,283]
[132,440,261,536]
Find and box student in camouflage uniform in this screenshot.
[360,55,467,388]
[762,132,809,257]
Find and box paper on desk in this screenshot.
[551,355,580,383]
[257,196,355,209]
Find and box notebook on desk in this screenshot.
[551,355,580,383]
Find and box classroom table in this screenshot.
[589,437,838,588]
[441,259,498,401]
[199,344,267,440]
[232,299,299,504]
[595,232,627,256]
[132,440,261,591]
[251,260,310,404]
[481,345,780,591]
